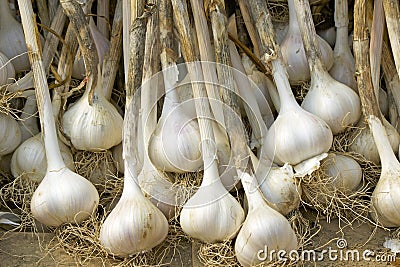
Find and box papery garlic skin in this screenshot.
[99,173,169,257]
[0,0,30,72]
[302,70,361,135]
[72,18,110,79]
[321,153,362,191]
[257,164,301,215]
[281,0,334,85]
[31,167,99,226]
[11,134,74,182]
[0,113,21,156]
[0,51,15,86]
[62,91,123,152]
[349,119,399,165]
[235,172,298,267]
[264,107,333,165]
[180,164,244,243]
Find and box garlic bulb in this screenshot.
[317,27,336,47]
[180,162,245,242]
[18,93,39,142]
[11,134,74,182]
[293,0,361,135]
[252,152,301,215]
[349,118,399,165]
[281,0,334,85]
[320,153,362,191]
[0,0,30,72]
[329,0,357,91]
[99,164,169,256]
[369,116,400,227]
[0,113,21,157]
[148,68,202,173]
[72,18,110,79]
[62,74,123,151]
[31,167,99,226]
[0,51,15,86]
[235,171,298,267]
[264,61,333,165]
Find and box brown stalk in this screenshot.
[60,0,99,105]
[353,0,381,119]
[36,0,50,27]
[382,40,400,117]
[101,0,123,101]
[383,0,400,83]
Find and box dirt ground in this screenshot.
[0,209,399,267]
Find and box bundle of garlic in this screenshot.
[0,0,30,72]
[100,3,169,255]
[353,0,400,227]
[18,0,99,227]
[294,0,361,135]
[281,0,333,85]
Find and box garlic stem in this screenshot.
[122,0,130,84]
[237,0,261,57]
[370,0,384,100]
[18,0,65,170]
[272,60,299,112]
[97,0,109,38]
[382,40,400,117]
[383,0,400,85]
[239,170,266,210]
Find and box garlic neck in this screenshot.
[201,160,222,187]
[334,27,350,55]
[0,0,14,22]
[239,171,266,211]
[122,160,142,197]
[368,115,400,170]
[271,60,299,112]
[309,58,328,80]
[287,0,299,32]
[162,86,180,114]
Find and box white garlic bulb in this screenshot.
[0,51,15,86]
[349,118,400,165]
[62,77,123,152]
[253,153,301,215]
[72,18,110,79]
[11,134,75,182]
[281,0,334,85]
[0,0,30,72]
[321,153,362,191]
[235,171,298,267]
[369,116,400,227]
[180,162,245,242]
[99,165,169,256]
[31,167,99,226]
[148,76,202,173]
[264,61,333,165]
[0,113,21,157]
[301,68,361,135]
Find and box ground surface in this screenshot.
[0,210,399,266]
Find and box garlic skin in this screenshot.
[368,116,400,227]
[180,163,245,243]
[235,172,298,267]
[62,89,123,152]
[0,51,15,86]
[11,134,74,182]
[321,153,362,191]
[256,163,301,215]
[148,88,202,173]
[281,0,334,85]
[99,167,168,257]
[31,167,99,226]
[72,18,110,79]
[0,0,30,72]
[317,27,336,47]
[0,113,21,157]
[349,119,400,165]
[301,70,361,135]
[112,142,124,174]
